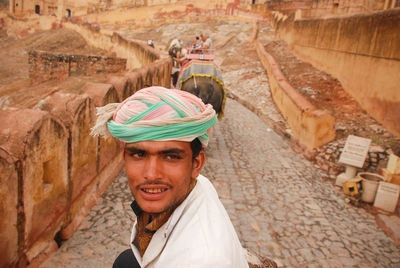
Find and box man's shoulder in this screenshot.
[196,174,212,187]
[192,175,220,203]
[154,175,248,267]
[176,175,239,246]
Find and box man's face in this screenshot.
[124,140,205,214]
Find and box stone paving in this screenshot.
[42,20,400,267]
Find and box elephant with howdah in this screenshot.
[177,60,226,119]
[180,76,225,119]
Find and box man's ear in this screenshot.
[191,150,206,179]
[123,150,128,174]
[121,141,127,160]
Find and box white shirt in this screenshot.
[202,38,212,49]
[130,175,249,268]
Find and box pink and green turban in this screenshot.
[91,86,217,147]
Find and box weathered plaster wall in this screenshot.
[0,109,68,267]
[273,8,400,138]
[4,13,59,37]
[258,0,392,17]
[79,1,262,28]
[28,50,127,84]
[255,40,336,150]
[0,148,19,268]
[306,0,387,17]
[62,20,163,69]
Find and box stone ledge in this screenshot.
[255,39,336,150]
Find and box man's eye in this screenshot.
[133,152,145,158]
[126,150,145,158]
[165,154,181,160]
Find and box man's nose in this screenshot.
[143,156,161,181]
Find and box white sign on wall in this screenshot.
[338,135,371,168]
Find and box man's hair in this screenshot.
[190,138,203,160]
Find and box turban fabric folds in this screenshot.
[91,86,217,147]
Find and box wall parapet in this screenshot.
[255,40,336,150]
[62,19,166,69]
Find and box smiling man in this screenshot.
[91,86,248,268]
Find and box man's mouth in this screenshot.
[138,185,170,201]
[141,188,168,194]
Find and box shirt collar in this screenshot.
[130,200,143,216]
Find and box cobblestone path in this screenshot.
[42,20,400,267]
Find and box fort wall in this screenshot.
[255,0,396,18]
[28,50,127,84]
[272,8,400,138]
[62,20,162,69]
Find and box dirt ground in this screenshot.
[264,40,400,154]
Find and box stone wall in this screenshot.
[28,50,127,84]
[62,20,164,69]
[305,0,387,18]
[272,8,400,139]
[0,148,19,268]
[0,30,172,267]
[78,1,264,29]
[265,0,312,15]
[258,0,392,17]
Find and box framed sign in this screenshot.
[338,135,371,168]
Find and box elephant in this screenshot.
[180,75,225,119]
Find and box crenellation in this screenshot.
[106,75,134,100]
[0,109,69,266]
